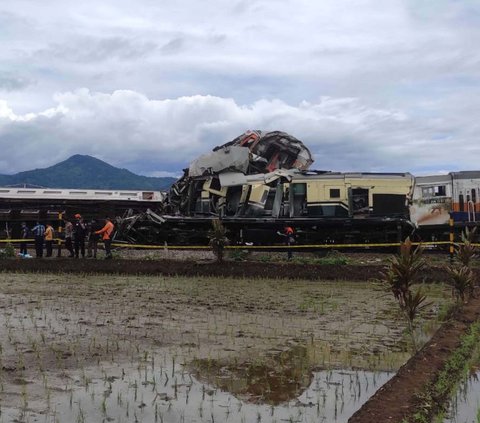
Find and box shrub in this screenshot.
[229,249,249,261]
[0,242,16,259]
[208,219,229,263]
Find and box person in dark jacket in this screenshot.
[20,222,29,256]
[87,219,100,258]
[31,221,45,258]
[73,214,87,258]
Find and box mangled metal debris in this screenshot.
[115,130,315,244]
[216,130,313,173]
[115,130,417,246]
[189,146,250,177]
[167,130,314,215]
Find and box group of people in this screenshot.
[22,215,115,259]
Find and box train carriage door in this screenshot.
[459,193,465,212]
[347,186,353,216]
[289,183,306,217]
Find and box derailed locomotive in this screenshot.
[116,131,418,246]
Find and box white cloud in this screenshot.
[0,0,479,176]
[0,90,478,177]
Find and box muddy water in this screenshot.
[1,355,393,423]
[0,273,451,422]
[443,371,480,423]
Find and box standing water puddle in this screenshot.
[2,356,393,423]
[443,371,480,423]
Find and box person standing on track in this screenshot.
[73,214,87,258]
[86,218,100,259]
[277,225,296,260]
[19,222,29,256]
[64,218,74,257]
[95,216,115,259]
[44,222,55,257]
[31,221,45,258]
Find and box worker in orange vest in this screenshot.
[95,216,115,259]
[277,226,295,260]
[44,223,55,258]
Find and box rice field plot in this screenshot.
[0,272,451,422]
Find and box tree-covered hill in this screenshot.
[0,155,176,190]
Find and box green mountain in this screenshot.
[0,155,176,190]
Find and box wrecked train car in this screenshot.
[0,188,164,239]
[409,171,480,240]
[116,131,415,246]
[166,130,313,215]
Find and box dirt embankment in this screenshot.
[0,258,455,282]
[349,294,480,423]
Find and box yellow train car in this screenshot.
[218,170,414,220]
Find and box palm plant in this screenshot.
[448,266,474,303]
[208,219,229,263]
[455,227,477,268]
[383,238,430,352]
[447,227,477,302]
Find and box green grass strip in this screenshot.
[406,320,480,423]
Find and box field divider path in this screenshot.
[349,293,480,423]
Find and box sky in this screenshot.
[0,0,479,177]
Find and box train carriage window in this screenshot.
[459,194,465,212]
[422,185,446,198]
[422,187,434,198]
[434,185,446,196]
[329,188,340,199]
[260,189,269,204]
[472,189,476,204]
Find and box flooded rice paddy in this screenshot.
[443,368,480,423]
[0,272,451,422]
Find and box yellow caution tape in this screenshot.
[111,243,211,250]
[0,239,474,249]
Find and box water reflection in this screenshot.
[191,345,314,404]
[2,354,393,423]
[444,370,480,423]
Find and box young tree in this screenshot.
[208,219,229,263]
[383,238,430,352]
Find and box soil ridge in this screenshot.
[349,295,480,423]
[0,258,456,281]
